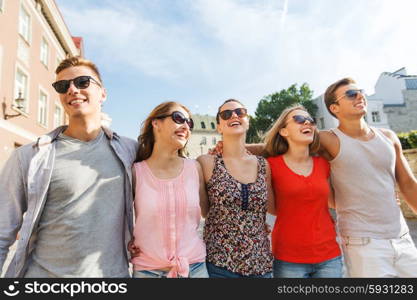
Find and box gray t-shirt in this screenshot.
[24,130,129,277]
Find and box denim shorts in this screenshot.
[206,262,272,278]
[273,256,343,278]
[133,262,208,278]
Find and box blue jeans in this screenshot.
[273,256,343,278]
[206,262,272,278]
[133,262,208,278]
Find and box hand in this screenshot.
[208,140,223,155]
[128,238,141,258]
[396,191,402,207]
[265,224,272,234]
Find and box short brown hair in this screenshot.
[55,56,102,83]
[216,98,246,124]
[135,101,191,162]
[263,105,320,157]
[324,77,356,118]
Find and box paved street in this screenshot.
[408,218,417,243]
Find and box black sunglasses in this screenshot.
[291,115,315,125]
[156,111,194,130]
[334,89,365,103]
[218,108,248,121]
[52,76,101,94]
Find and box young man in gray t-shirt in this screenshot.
[0,57,137,277]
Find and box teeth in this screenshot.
[70,99,85,105]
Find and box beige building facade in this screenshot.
[0,0,81,168]
[187,114,221,158]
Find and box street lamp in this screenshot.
[3,92,25,120]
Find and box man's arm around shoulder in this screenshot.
[318,130,339,161]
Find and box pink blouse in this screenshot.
[131,159,206,278]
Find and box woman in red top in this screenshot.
[263,105,342,278]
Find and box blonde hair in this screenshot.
[56,56,102,83]
[135,101,191,162]
[263,105,320,157]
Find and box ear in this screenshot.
[329,103,339,116]
[100,87,107,104]
[152,119,158,129]
[279,127,288,137]
[217,123,223,135]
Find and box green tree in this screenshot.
[247,83,318,143]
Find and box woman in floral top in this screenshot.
[197,99,274,278]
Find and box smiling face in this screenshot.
[331,83,367,119]
[56,66,106,120]
[153,105,192,150]
[279,109,317,146]
[216,101,249,136]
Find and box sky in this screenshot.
[55,0,417,139]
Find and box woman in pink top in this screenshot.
[130,101,209,278]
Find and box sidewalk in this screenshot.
[407,218,417,243]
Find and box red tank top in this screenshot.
[267,155,341,263]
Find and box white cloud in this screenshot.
[58,0,417,116]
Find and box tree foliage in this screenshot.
[247,83,318,143]
[398,130,417,150]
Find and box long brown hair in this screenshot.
[263,105,320,157]
[135,101,191,162]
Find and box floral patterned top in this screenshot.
[203,155,273,276]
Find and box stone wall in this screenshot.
[399,148,417,219]
[383,90,417,133]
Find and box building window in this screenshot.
[38,91,48,126]
[40,38,49,67]
[212,137,217,145]
[200,122,206,129]
[371,111,380,123]
[54,104,63,128]
[200,137,207,145]
[211,122,215,130]
[19,5,31,43]
[14,68,29,113]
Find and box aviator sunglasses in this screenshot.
[290,115,315,125]
[52,76,101,94]
[156,111,194,130]
[334,89,365,103]
[218,108,248,121]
